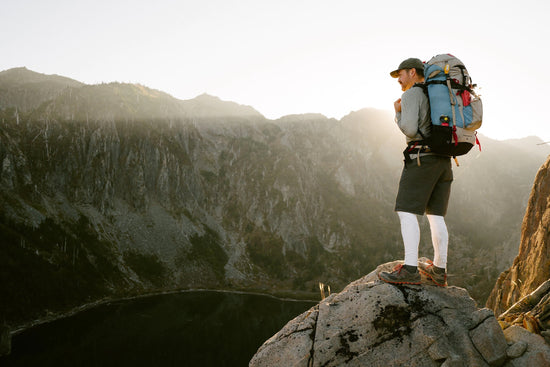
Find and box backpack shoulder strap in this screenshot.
[412,83,429,140]
[413,83,428,97]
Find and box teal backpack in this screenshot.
[418,54,482,157]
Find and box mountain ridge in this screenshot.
[0,67,83,87]
[0,67,263,120]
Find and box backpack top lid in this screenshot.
[425,54,470,85]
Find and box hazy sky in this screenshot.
[2,0,549,141]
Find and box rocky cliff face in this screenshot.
[487,155,550,316]
[0,67,548,327]
[250,261,550,366]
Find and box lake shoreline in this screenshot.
[9,287,319,337]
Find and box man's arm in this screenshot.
[395,88,423,138]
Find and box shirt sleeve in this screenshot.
[395,88,423,138]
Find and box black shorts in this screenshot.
[395,155,453,216]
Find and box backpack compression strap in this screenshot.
[424,80,474,93]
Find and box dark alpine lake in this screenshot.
[0,290,316,367]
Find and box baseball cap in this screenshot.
[390,58,424,78]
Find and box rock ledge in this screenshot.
[250,261,550,367]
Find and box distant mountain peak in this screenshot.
[2,66,29,72]
[194,93,220,100]
[180,93,263,118]
[0,67,83,87]
[0,67,85,111]
[277,113,330,123]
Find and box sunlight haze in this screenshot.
[1,0,549,141]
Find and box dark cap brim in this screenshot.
[390,58,424,78]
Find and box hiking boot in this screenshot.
[418,259,447,287]
[378,264,421,285]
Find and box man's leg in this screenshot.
[427,214,448,269]
[398,211,420,267]
[419,214,448,286]
[378,211,421,285]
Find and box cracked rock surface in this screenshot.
[250,260,540,367]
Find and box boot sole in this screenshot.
[378,273,421,285]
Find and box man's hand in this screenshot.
[394,98,402,113]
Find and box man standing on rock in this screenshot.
[378,57,452,287]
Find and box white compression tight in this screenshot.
[397,211,448,269]
[427,214,448,269]
[397,211,420,267]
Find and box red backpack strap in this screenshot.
[452,126,459,146]
[475,131,481,151]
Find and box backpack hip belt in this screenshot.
[403,142,433,166]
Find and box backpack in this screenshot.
[416,54,482,157]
